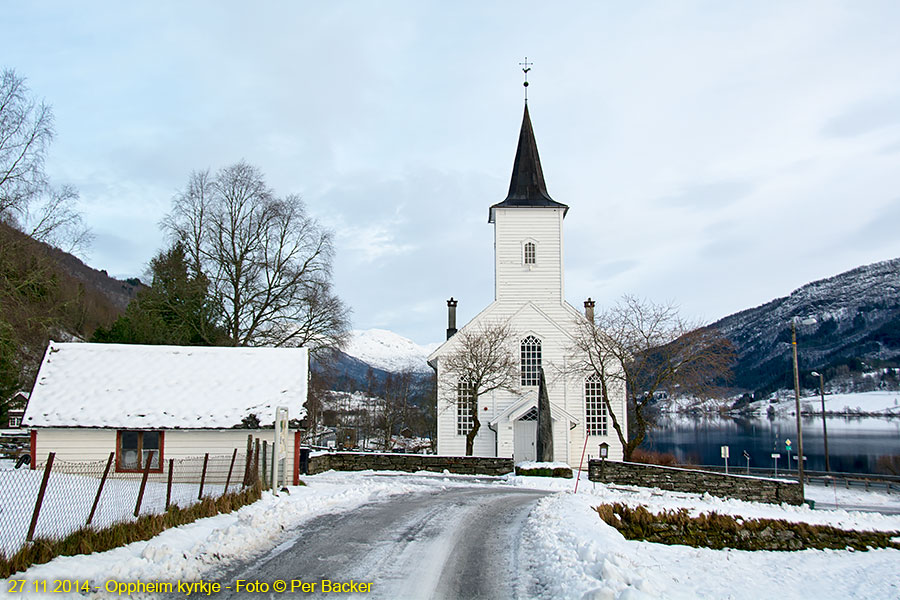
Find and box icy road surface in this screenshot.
[214,486,548,599]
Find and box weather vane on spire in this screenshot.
[519,57,532,102]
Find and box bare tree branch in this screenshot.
[439,322,519,455]
[0,69,90,254]
[161,161,350,351]
[570,295,734,460]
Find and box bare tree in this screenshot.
[571,295,734,461]
[162,162,350,351]
[0,69,89,254]
[439,322,519,456]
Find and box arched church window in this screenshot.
[520,335,542,386]
[524,241,536,265]
[584,374,607,436]
[457,375,475,435]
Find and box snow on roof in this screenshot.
[23,342,308,429]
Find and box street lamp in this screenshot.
[599,442,609,477]
[790,320,805,500]
[810,371,831,472]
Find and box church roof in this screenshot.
[489,104,569,223]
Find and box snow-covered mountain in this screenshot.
[342,329,438,375]
[712,257,900,394]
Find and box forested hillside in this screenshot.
[712,258,900,396]
[0,222,138,401]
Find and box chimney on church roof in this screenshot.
[489,104,569,223]
[446,298,458,340]
[584,298,595,322]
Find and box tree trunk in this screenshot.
[465,400,481,456]
[602,379,630,461]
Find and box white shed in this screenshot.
[23,342,308,479]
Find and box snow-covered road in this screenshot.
[2,470,898,600]
[214,486,547,599]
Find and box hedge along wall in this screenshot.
[587,459,804,505]
[306,453,514,477]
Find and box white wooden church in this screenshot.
[428,103,627,465]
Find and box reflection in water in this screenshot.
[641,414,900,475]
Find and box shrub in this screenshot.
[630,448,680,466]
[594,502,900,552]
[515,466,573,478]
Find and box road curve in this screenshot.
[214,486,548,599]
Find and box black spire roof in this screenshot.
[489,104,569,223]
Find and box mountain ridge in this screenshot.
[711,257,900,394]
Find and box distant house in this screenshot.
[6,391,28,428]
[23,342,308,478]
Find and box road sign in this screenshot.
[743,450,750,460]
[771,453,781,459]
[720,445,729,458]
[785,439,792,451]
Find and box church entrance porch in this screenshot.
[513,407,537,462]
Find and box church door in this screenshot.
[514,407,538,462]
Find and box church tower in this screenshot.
[490,105,569,305]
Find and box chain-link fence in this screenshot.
[0,443,264,559]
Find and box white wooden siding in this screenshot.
[33,428,297,476]
[494,208,564,303]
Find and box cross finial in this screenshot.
[519,57,532,102]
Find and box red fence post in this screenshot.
[87,452,114,526]
[198,453,209,500]
[224,448,237,494]
[293,431,301,485]
[133,451,155,517]
[243,435,253,487]
[166,459,174,510]
[27,452,55,541]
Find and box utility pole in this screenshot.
[811,371,831,472]
[791,320,805,500]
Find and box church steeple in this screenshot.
[489,104,569,223]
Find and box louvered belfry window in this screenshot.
[520,335,542,386]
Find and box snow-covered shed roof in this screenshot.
[23,342,308,429]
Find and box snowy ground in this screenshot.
[665,390,900,416]
[753,390,900,417]
[1,471,898,599]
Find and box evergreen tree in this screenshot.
[92,243,224,345]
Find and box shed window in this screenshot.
[521,335,542,386]
[524,242,536,265]
[117,430,163,472]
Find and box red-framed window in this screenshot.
[116,430,164,472]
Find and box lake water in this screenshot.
[641,414,900,475]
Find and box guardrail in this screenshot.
[685,464,900,493]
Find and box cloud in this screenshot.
[658,180,756,210]
[822,96,900,138]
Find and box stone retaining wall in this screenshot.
[588,459,803,505]
[306,452,515,476]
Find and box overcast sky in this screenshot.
[3,2,900,346]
